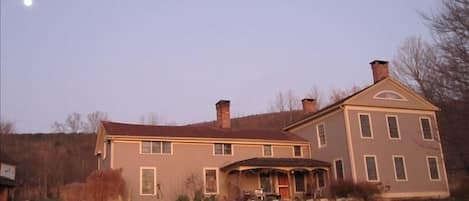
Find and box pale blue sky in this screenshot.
[1,0,439,132]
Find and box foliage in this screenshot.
[204,195,217,201]
[0,119,15,134]
[330,181,381,201]
[330,180,356,198]
[451,176,469,201]
[52,111,108,133]
[193,190,204,201]
[176,194,191,201]
[84,169,126,201]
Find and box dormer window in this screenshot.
[373,90,407,101]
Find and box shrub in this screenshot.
[330,180,381,201]
[330,180,356,198]
[204,195,217,201]
[176,194,191,201]
[451,176,469,201]
[193,190,204,201]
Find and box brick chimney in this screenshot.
[301,98,318,114]
[370,60,389,83]
[216,100,231,129]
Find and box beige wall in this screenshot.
[110,139,309,201]
[347,108,448,196]
[290,110,352,182]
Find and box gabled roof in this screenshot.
[101,121,307,142]
[284,77,439,131]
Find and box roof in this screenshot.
[220,157,330,172]
[101,121,307,142]
[0,177,15,187]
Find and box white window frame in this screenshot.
[140,141,173,155]
[203,168,219,195]
[420,117,434,141]
[392,155,408,182]
[293,145,303,157]
[358,113,374,139]
[213,143,233,156]
[140,167,157,196]
[364,155,380,182]
[426,156,441,181]
[333,158,345,181]
[373,90,408,101]
[386,115,401,140]
[316,123,327,148]
[263,144,273,157]
[294,172,307,193]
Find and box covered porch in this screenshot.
[221,157,331,201]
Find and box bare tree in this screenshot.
[139,112,160,125]
[269,89,301,112]
[0,120,15,134]
[52,113,86,133]
[328,85,362,104]
[85,111,108,133]
[305,86,323,109]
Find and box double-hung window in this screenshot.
[364,155,379,182]
[263,145,272,157]
[420,117,433,140]
[334,159,344,181]
[142,141,172,154]
[294,172,305,192]
[427,156,441,181]
[393,156,407,181]
[214,143,232,155]
[359,114,373,138]
[293,145,302,157]
[386,115,400,139]
[140,167,156,195]
[204,168,219,194]
[317,123,326,147]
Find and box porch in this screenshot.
[221,157,331,201]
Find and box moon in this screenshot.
[24,0,33,7]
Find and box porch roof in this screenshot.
[220,157,330,172]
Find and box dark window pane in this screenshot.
[366,156,378,181]
[335,160,344,181]
[142,141,151,153]
[152,141,161,153]
[317,170,325,187]
[224,144,232,155]
[360,115,372,137]
[421,118,432,140]
[162,141,171,153]
[428,158,440,180]
[205,169,217,193]
[214,143,223,155]
[294,146,301,157]
[295,172,305,192]
[394,157,406,180]
[263,145,272,156]
[387,116,400,138]
[260,173,272,192]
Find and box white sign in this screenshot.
[0,163,16,180]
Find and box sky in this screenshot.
[1,0,440,133]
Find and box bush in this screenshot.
[330,180,381,201]
[204,195,217,201]
[176,194,191,201]
[451,176,469,201]
[193,190,204,201]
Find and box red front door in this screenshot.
[277,173,290,199]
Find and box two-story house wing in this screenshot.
[284,60,449,199]
[95,100,330,201]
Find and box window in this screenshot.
[263,145,272,157]
[364,155,379,181]
[140,167,156,195]
[259,173,272,193]
[393,156,407,181]
[334,159,344,181]
[316,170,326,188]
[293,145,302,157]
[214,143,232,155]
[420,117,433,140]
[204,168,219,194]
[427,156,440,181]
[317,123,326,147]
[142,141,172,154]
[359,114,373,138]
[374,90,407,101]
[386,115,400,139]
[294,172,305,192]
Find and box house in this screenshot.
[0,152,16,201]
[95,100,331,201]
[94,59,449,201]
[284,60,449,199]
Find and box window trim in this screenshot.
[258,172,273,193]
[420,117,434,141]
[373,90,408,101]
[203,167,220,195]
[386,115,401,140]
[139,167,157,196]
[140,141,173,155]
[358,113,374,139]
[333,158,345,181]
[392,155,408,182]
[293,145,303,157]
[426,156,441,181]
[263,144,273,157]
[315,169,326,189]
[316,123,327,148]
[364,155,380,182]
[213,143,234,156]
[294,172,307,193]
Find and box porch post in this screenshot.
[238,170,242,199]
[288,171,293,200]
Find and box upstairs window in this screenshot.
[293,146,302,157]
[373,90,407,101]
[317,123,326,148]
[214,143,232,155]
[359,114,373,138]
[386,115,400,139]
[263,145,272,157]
[420,117,433,140]
[427,156,441,181]
[142,141,172,154]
